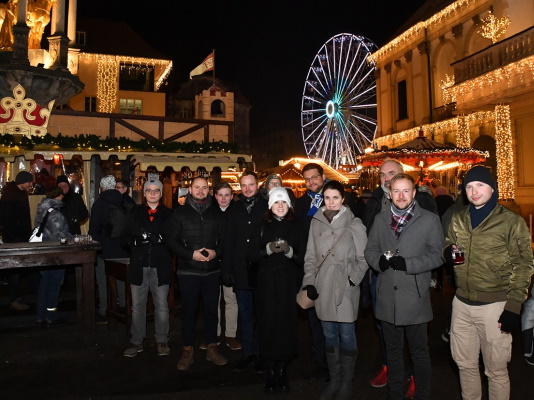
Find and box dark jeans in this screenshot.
[178,273,220,347]
[308,307,327,370]
[381,321,431,400]
[370,271,387,365]
[235,289,259,356]
[36,269,65,322]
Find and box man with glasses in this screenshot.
[115,178,136,206]
[260,174,296,207]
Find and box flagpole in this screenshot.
[212,48,216,85]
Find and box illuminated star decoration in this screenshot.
[478,11,511,44]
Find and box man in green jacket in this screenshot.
[444,166,534,400]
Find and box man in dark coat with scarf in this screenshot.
[221,171,268,373]
[56,175,88,235]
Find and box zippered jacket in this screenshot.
[444,203,534,314]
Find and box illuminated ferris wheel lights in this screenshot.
[326,100,337,118]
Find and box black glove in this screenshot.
[268,241,284,253]
[379,255,392,272]
[303,285,319,300]
[149,234,162,245]
[222,273,234,287]
[498,309,521,333]
[443,244,454,264]
[279,242,290,254]
[390,255,407,271]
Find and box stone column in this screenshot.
[384,62,393,136]
[51,0,66,35]
[11,0,29,64]
[417,41,431,124]
[67,0,77,45]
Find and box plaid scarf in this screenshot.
[390,201,415,239]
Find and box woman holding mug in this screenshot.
[247,187,304,395]
[302,180,368,400]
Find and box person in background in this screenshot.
[521,285,534,366]
[365,173,443,400]
[122,178,173,358]
[247,187,304,394]
[260,173,296,207]
[56,175,89,235]
[115,178,136,206]
[0,171,39,311]
[34,187,74,327]
[167,177,227,371]
[302,180,368,400]
[444,166,534,400]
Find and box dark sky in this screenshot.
[77,0,428,135]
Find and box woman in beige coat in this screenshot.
[302,180,368,400]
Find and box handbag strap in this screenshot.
[314,224,351,277]
[36,207,55,236]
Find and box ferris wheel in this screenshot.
[301,33,378,169]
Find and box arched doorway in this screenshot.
[472,135,497,180]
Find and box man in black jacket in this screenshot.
[221,171,268,372]
[57,175,89,235]
[167,177,227,371]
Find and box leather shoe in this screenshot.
[233,355,255,372]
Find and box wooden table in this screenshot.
[0,241,101,345]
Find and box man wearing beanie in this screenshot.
[0,171,38,311]
[444,165,534,400]
[56,175,88,235]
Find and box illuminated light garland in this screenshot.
[368,0,476,64]
[96,55,118,113]
[456,114,470,148]
[440,74,456,104]
[478,11,511,44]
[494,104,514,200]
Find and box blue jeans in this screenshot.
[36,269,65,322]
[321,321,357,351]
[235,289,259,356]
[130,267,169,345]
[178,273,221,347]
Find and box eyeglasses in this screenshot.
[115,186,125,189]
[145,189,161,194]
[304,174,321,182]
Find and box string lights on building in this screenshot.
[494,104,514,200]
[478,11,511,43]
[456,114,470,148]
[440,74,456,104]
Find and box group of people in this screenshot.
[1,159,533,400]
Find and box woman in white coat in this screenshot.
[302,180,368,400]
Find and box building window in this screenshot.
[76,31,86,46]
[397,80,408,120]
[85,96,96,112]
[211,100,225,117]
[119,63,154,92]
[120,99,142,115]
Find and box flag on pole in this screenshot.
[189,52,214,79]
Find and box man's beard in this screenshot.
[381,183,390,195]
[191,193,207,202]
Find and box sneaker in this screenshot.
[405,375,415,399]
[96,314,108,325]
[233,355,255,372]
[526,355,534,366]
[157,342,170,356]
[47,318,69,328]
[10,299,30,311]
[370,365,388,388]
[123,343,143,357]
[206,343,228,366]
[225,336,242,351]
[441,327,450,343]
[177,346,194,371]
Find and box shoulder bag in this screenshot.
[29,207,54,243]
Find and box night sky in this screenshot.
[77,0,428,135]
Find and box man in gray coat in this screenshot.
[364,173,443,400]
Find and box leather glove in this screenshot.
[379,254,392,272]
[268,241,284,253]
[279,242,290,254]
[222,273,234,287]
[149,234,162,245]
[390,255,407,271]
[498,309,521,333]
[443,244,454,264]
[303,285,319,300]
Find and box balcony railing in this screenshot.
[452,26,534,84]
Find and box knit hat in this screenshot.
[15,171,33,185]
[268,187,291,209]
[464,166,495,189]
[99,175,116,190]
[56,175,69,184]
[46,187,63,199]
[361,189,372,198]
[144,178,163,192]
[265,174,282,188]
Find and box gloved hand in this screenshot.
[149,233,162,245]
[303,285,319,300]
[443,244,454,264]
[498,309,521,333]
[268,241,284,253]
[390,255,407,271]
[279,242,290,254]
[379,254,392,272]
[222,273,234,287]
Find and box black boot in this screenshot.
[277,361,290,394]
[522,327,533,357]
[264,360,277,395]
[337,349,357,400]
[320,347,340,400]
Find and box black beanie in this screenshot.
[464,166,495,189]
[15,171,33,185]
[46,187,63,199]
[56,175,69,184]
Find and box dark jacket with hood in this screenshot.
[34,197,73,242]
[61,190,89,235]
[0,181,32,242]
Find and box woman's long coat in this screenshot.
[247,216,304,360]
[303,206,368,323]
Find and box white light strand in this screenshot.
[494,104,514,200]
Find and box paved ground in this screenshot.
[0,272,532,400]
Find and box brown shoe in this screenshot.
[177,346,194,370]
[206,343,228,366]
[225,336,242,351]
